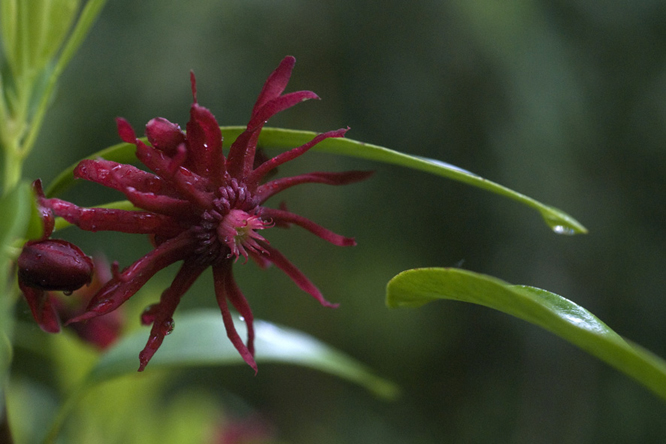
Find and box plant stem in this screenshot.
[2,150,23,195]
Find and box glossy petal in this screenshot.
[256,170,374,203]
[260,243,338,308]
[18,284,60,333]
[45,198,183,237]
[116,117,138,144]
[226,128,261,179]
[67,232,194,322]
[145,117,186,155]
[259,207,355,246]
[134,139,214,208]
[223,268,256,359]
[247,91,319,132]
[75,159,179,196]
[138,260,206,371]
[247,128,348,188]
[214,262,258,372]
[252,56,296,114]
[185,102,225,182]
[122,187,195,218]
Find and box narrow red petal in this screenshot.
[247,128,348,187]
[135,139,214,208]
[213,263,258,373]
[190,70,198,102]
[145,117,186,155]
[226,127,261,180]
[252,56,296,115]
[19,283,60,333]
[123,187,195,218]
[67,232,193,323]
[256,170,374,202]
[223,266,255,357]
[260,244,338,308]
[259,207,356,247]
[248,250,272,269]
[138,260,206,371]
[116,117,137,144]
[75,159,180,197]
[247,91,319,132]
[44,198,184,237]
[185,103,225,182]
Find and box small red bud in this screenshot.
[18,239,94,292]
[145,117,186,155]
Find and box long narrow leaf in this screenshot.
[46,127,587,235]
[87,309,398,399]
[386,268,666,401]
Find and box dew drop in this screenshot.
[140,304,158,325]
[238,316,245,322]
[552,225,576,236]
[163,318,175,335]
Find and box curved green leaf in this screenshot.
[87,309,398,399]
[387,268,666,401]
[46,127,586,235]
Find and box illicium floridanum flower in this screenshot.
[41,56,372,371]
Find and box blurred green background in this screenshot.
[17,0,666,442]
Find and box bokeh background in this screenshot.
[17,0,666,442]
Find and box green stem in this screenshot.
[2,150,23,195]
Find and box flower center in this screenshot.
[191,180,270,265]
[218,209,272,261]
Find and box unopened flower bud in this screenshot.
[18,239,94,292]
[145,117,186,155]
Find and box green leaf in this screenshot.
[18,0,107,158]
[87,309,398,399]
[34,0,80,68]
[386,268,666,401]
[0,0,79,77]
[0,181,33,413]
[46,127,587,235]
[0,0,19,70]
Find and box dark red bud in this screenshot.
[18,239,94,292]
[145,117,186,155]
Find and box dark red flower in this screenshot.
[42,56,372,371]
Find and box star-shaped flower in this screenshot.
[42,56,372,371]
